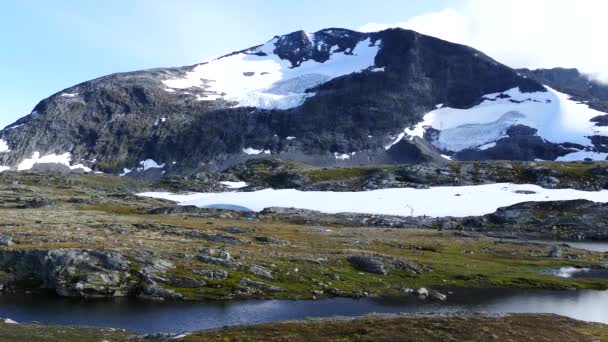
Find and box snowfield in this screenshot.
[138,183,608,218]
[0,139,10,153]
[398,86,608,159]
[16,152,91,172]
[162,35,380,110]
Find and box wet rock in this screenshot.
[139,284,183,300]
[429,291,447,301]
[415,288,429,297]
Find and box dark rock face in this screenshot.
[347,255,429,275]
[0,28,545,174]
[0,249,131,298]
[471,200,608,240]
[455,125,578,161]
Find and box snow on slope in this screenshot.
[398,86,608,159]
[15,152,91,172]
[138,183,608,218]
[0,139,10,153]
[162,35,380,110]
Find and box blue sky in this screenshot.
[0,0,456,128]
[1,0,605,129]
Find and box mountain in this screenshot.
[0,28,607,175]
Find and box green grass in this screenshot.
[306,165,396,183]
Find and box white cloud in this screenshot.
[359,0,608,83]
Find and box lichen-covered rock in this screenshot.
[347,255,430,275]
[248,265,274,280]
[192,269,228,280]
[0,249,131,298]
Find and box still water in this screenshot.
[0,288,606,333]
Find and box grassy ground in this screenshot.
[0,321,138,342]
[183,314,608,341]
[1,314,606,341]
[0,172,607,300]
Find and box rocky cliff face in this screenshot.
[0,28,604,175]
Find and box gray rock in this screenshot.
[548,246,562,258]
[429,291,447,301]
[139,284,183,300]
[196,255,239,270]
[416,288,429,297]
[239,278,283,293]
[0,235,14,246]
[249,265,274,279]
[0,249,131,298]
[347,255,387,275]
[192,269,228,280]
[254,236,289,245]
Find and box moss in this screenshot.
[306,165,396,183]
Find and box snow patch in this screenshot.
[550,267,591,278]
[17,152,92,172]
[402,86,608,158]
[286,136,296,140]
[243,147,263,155]
[384,132,406,150]
[556,151,608,161]
[60,93,78,98]
[478,142,497,150]
[138,183,608,218]
[120,168,132,177]
[0,139,9,153]
[334,152,350,160]
[221,181,248,189]
[162,36,381,110]
[138,159,165,171]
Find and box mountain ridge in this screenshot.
[0,27,605,176]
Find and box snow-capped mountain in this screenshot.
[0,28,607,175]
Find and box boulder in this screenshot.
[249,265,274,279]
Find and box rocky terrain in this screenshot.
[0,160,606,339]
[0,167,607,302]
[1,28,607,176]
[222,157,608,192]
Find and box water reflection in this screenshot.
[0,288,606,333]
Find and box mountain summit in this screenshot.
[1,28,607,175]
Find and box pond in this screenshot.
[0,288,606,333]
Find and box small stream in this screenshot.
[0,288,607,333]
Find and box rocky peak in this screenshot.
[271,28,368,67]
